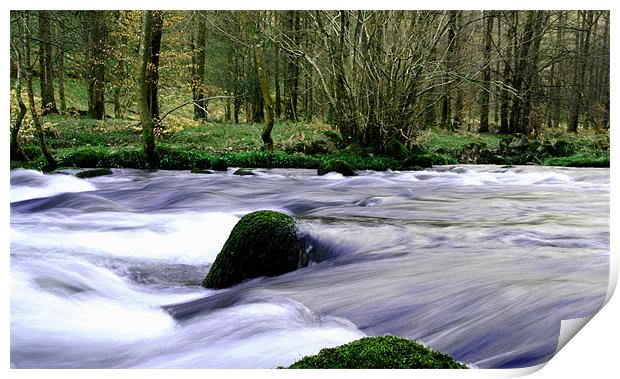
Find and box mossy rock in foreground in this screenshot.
[287,336,468,369]
[202,210,306,289]
[317,159,357,176]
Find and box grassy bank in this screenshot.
[11,115,609,172]
[10,78,609,172]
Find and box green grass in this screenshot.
[286,335,468,369]
[11,78,609,171]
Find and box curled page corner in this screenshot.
[605,250,618,304]
[555,317,593,354]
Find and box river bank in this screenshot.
[10,114,609,173]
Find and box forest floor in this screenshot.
[11,113,610,172]
[10,78,610,172]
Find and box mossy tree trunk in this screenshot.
[138,10,163,169]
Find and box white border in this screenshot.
[2,1,617,378]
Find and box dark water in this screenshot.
[10,165,609,368]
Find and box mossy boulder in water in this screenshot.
[317,159,356,176]
[287,335,468,369]
[202,210,306,289]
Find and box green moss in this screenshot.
[287,336,468,369]
[75,168,113,178]
[317,159,357,176]
[542,154,609,167]
[21,144,43,160]
[57,146,109,168]
[202,210,306,289]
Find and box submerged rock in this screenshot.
[190,168,214,174]
[202,210,307,289]
[317,159,356,176]
[75,168,113,179]
[287,335,468,369]
[233,168,256,176]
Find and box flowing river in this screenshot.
[10,165,609,369]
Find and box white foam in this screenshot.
[10,262,178,345]
[11,169,96,203]
[11,211,240,264]
[133,301,366,368]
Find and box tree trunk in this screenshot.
[24,13,57,170]
[509,11,544,135]
[274,42,281,118]
[493,13,501,126]
[57,15,67,114]
[440,11,457,129]
[549,12,565,129]
[568,11,593,133]
[38,11,58,115]
[192,12,207,120]
[11,50,28,161]
[453,12,463,129]
[139,10,163,169]
[283,11,300,121]
[148,13,163,120]
[85,11,107,120]
[233,48,241,124]
[479,11,494,133]
[244,11,275,151]
[499,11,516,134]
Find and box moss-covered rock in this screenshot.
[202,210,306,289]
[209,157,228,171]
[384,139,409,160]
[287,335,468,369]
[403,154,434,168]
[75,168,113,178]
[58,146,108,168]
[317,159,357,176]
[233,168,256,176]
